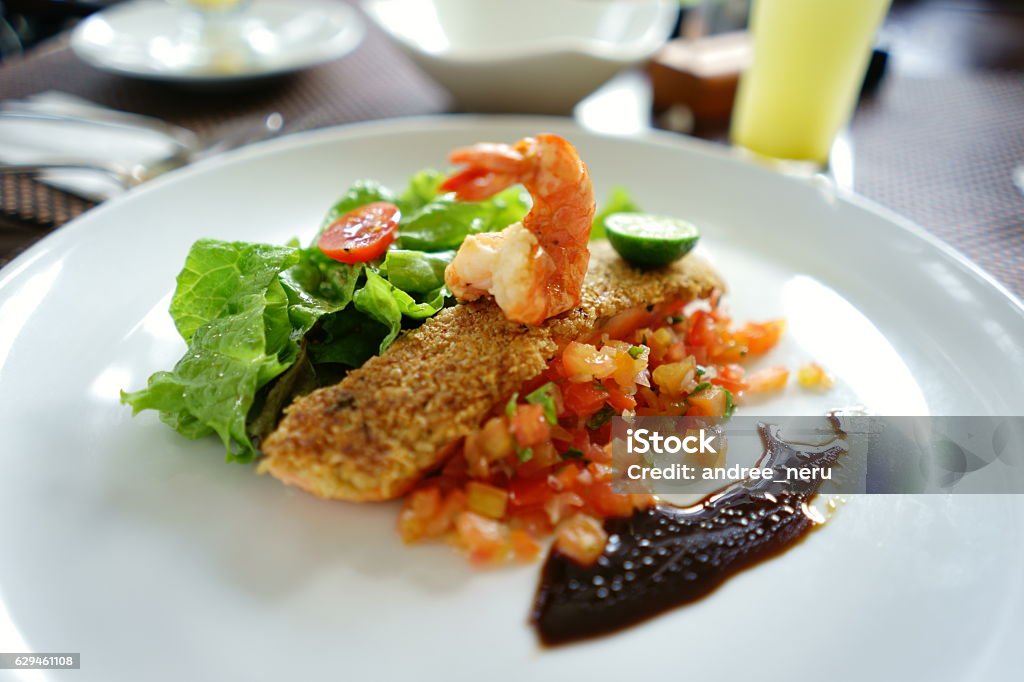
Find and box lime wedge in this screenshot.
[604,213,700,268]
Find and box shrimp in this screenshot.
[441,134,595,326]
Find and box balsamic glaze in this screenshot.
[532,421,846,645]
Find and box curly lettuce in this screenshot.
[122,168,530,462]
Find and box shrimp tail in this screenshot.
[442,134,595,326]
[440,167,519,202]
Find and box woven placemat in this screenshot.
[0,5,451,264]
[851,71,1024,297]
[2,30,1022,299]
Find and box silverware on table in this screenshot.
[0,110,286,190]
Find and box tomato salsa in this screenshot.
[397,295,786,566]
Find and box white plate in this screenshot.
[1,117,1023,681]
[70,0,364,83]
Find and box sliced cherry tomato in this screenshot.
[318,202,400,264]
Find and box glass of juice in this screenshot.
[730,0,891,166]
[186,0,249,14]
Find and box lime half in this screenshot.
[604,213,701,268]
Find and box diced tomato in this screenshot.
[551,462,583,493]
[583,480,635,518]
[509,509,553,536]
[664,341,688,363]
[711,363,748,394]
[548,423,574,442]
[396,486,441,542]
[509,476,554,507]
[509,529,541,562]
[708,340,747,364]
[318,202,400,263]
[395,297,792,566]
[735,320,786,355]
[604,383,637,412]
[435,490,467,534]
[746,366,789,394]
[513,441,561,477]
[562,381,608,417]
[686,309,717,347]
[544,492,584,525]
[455,511,508,565]
[562,342,616,382]
[586,441,613,464]
[440,451,468,479]
[511,403,550,447]
[397,487,465,542]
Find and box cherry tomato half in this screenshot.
[318,202,401,264]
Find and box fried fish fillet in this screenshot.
[259,241,723,501]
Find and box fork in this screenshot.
[0,111,286,190]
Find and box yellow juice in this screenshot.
[187,0,246,10]
[731,0,891,164]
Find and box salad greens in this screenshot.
[590,186,641,240]
[122,169,528,462]
[122,168,639,462]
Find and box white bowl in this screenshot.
[362,0,677,114]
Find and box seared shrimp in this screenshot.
[441,134,595,326]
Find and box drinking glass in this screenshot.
[185,0,250,15]
[730,0,891,166]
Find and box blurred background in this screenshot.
[0,0,1021,293]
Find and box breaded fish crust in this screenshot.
[259,242,723,501]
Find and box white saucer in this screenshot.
[70,0,365,83]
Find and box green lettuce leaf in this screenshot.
[246,343,319,447]
[396,196,491,251]
[308,307,390,367]
[122,239,301,461]
[396,169,446,215]
[353,269,447,351]
[396,185,529,251]
[279,245,362,333]
[591,187,641,240]
[486,186,532,230]
[381,249,453,294]
[168,239,298,342]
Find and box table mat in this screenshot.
[1,31,1021,300]
[851,71,1024,297]
[0,4,451,264]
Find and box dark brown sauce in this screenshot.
[532,420,847,645]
